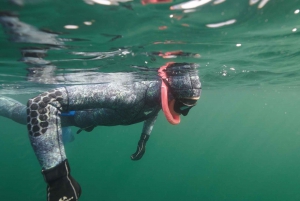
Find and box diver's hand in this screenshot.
[131,133,150,160]
[42,160,81,201]
[76,125,96,134]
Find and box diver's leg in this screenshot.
[27,88,81,201]
[0,96,73,145]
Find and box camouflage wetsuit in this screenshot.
[0,62,201,201]
[0,80,161,169]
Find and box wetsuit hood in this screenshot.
[165,62,201,99]
[158,62,201,125]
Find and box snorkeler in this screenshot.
[0,62,201,201]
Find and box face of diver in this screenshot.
[173,98,198,116]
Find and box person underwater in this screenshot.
[0,62,201,201]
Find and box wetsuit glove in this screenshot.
[131,133,150,160]
[42,159,81,201]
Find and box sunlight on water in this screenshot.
[0,0,299,92]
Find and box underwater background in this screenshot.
[1,0,300,200]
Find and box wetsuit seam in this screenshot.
[189,72,194,90]
[65,162,78,199]
[64,86,70,112]
[55,109,63,163]
[47,186,50,201]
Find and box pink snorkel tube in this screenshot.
[158,62,180,125]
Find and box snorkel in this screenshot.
[158,62,181,125]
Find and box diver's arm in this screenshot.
[141,111,159,136]
[131,110,159,160]
[0,96,27,124]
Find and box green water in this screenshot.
[2,88,300,200]
[1,0,300,200]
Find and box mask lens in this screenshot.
[174,99,197,116]
[180,99,197,106]
[179,105,191,111]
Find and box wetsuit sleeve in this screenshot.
[141,110,159,135]
[131,110,159,160]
